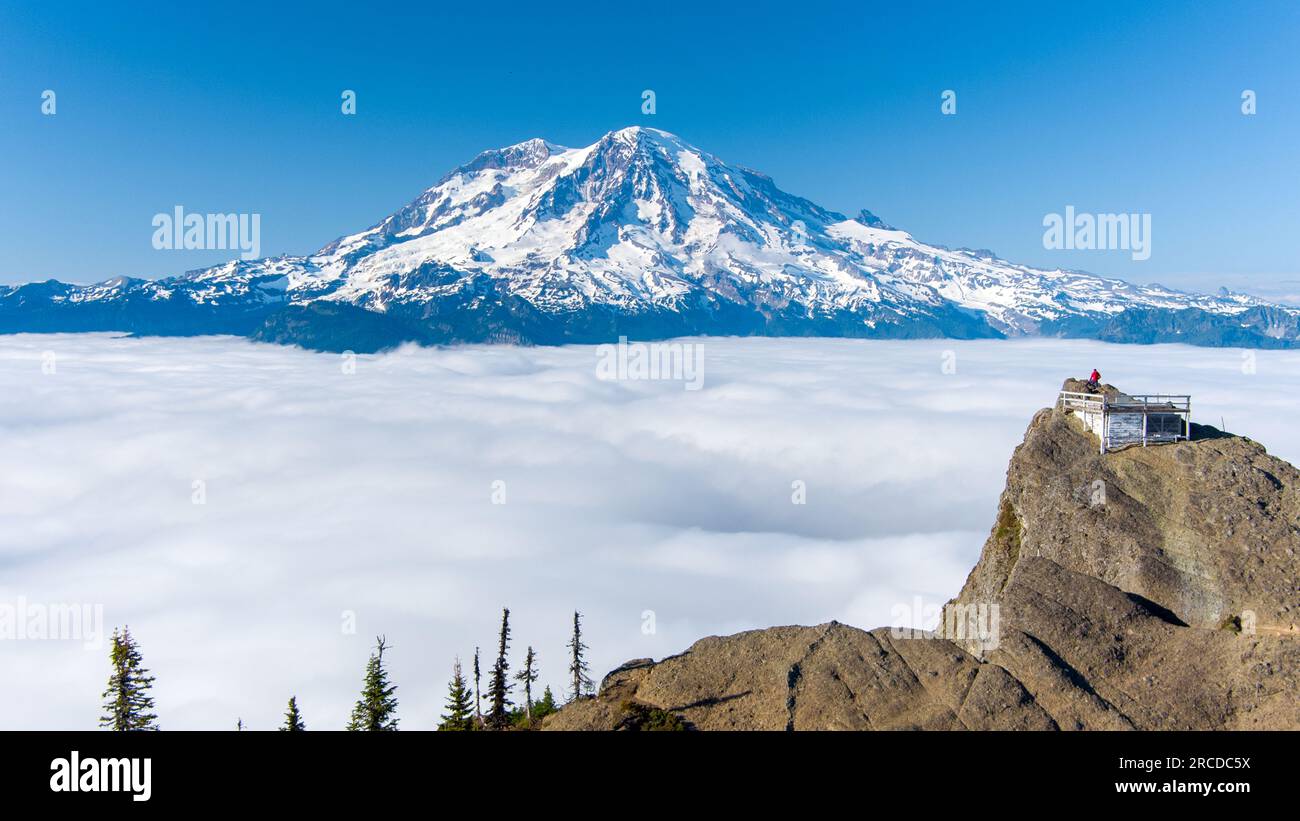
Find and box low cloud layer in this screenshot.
[2,333,1297,729]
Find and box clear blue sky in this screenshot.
[2,0,1297,298]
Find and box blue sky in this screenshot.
[1,0,1297,297]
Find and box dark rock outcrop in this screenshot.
[545,383,1300,730]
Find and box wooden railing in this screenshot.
[1107,394,1191,410]
[1058,391,1192,454]
[1058,391,1107,413]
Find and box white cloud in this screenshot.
[1,333,1298,729]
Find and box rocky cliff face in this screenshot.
[545,382,1299,730]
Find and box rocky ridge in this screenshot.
[544,382,1299,730]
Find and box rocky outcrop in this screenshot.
[1059,376,1120,397]
[545,381,1300,730]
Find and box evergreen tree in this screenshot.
[437,658,475,731]
[346,635,399,731]
[510,684,558,729]
[281,696,305,731]
[99,626,159,731]
[532,686,559,721]
[485,608,513,729]
[514,645,539,723]
[472,647,483,729]
[567,610,593,702]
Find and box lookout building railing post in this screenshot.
[1058,390,1191,454]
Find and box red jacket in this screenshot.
[1090,370,1101,382]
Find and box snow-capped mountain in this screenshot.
[4,126,1298,351]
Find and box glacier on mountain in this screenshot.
[4,126,1296,351]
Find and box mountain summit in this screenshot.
[5,127,1299,350]
[544,384,1300,730]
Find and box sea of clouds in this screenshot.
[2,333,1298,730]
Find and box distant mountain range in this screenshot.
[4,126,1298,351]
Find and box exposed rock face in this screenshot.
[957,384,1299,634]
[545,382,1300,730]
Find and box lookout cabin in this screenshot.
[1058,390,1191,454]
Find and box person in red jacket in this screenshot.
[1087,368,1101,389]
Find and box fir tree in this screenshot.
[346,635,399,731]
[437,658,475,731]
[510,680,558,729]
[567,610,593,702]
[532,686,559,721]
[472,646,483,729]
[514,645,539,723]
[99,626,159,731]
[281,696,305,731]
[485,608,513,729]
